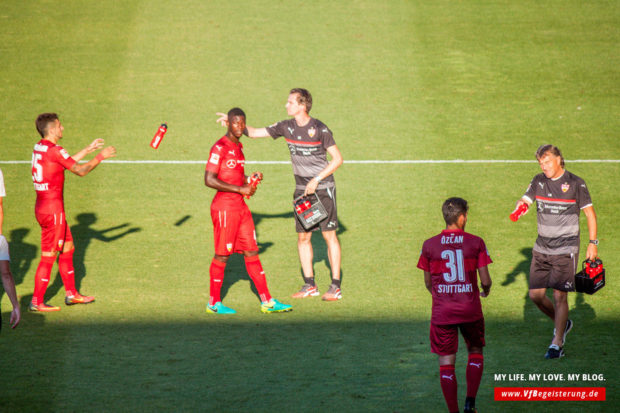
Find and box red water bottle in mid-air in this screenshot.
[510,203,529,222]
[244,173,262,199]
[150,123,168,149]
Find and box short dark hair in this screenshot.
[442,197,469,226]
[227,107,245,119]
[536,144,564,167]
[290,88,312,113]
[36,113,59,138]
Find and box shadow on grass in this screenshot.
[0,318,615,413]
[3,228,38,314]
[43,213,141,304]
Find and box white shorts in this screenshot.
[0,235,10,261]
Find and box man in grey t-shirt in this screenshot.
[217,88,344,301]
[513,145,598,359]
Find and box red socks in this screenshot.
[244,255,271,303]
[466,353,484,398]
[58,249,77,296]
[32,256,56,305]
[439,364,459,413]
[209,259,226,306]
[209,255,273,305]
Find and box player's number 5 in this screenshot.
[441,249,465,283]
[32,153,43,182]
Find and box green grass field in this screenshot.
[1,1,618,411]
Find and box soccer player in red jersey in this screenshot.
[204,108,291,314]
[417,198,492,413]
[217,89,343,301]
[30,113,116,312]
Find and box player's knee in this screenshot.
[468,347,483,355]
[322,230,339,243]
[214,255,229,263]
[297,233,312,245]
[0,262,12,277]
[528,289,545,303]
[553,290,568,304]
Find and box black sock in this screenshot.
[303,277,315,286]
[331,279,341,288]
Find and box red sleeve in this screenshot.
[477,238,493,268]
[51,145,77,170]
[205,144,223,173]
[416,244,430,272]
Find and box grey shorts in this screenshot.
[293,187,338,233]
[529,250,578,292]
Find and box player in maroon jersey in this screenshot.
[417,198,492,413]
[30,113,116,312]
[204,108,291,314]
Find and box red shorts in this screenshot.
[36,211,73,253]
[430,318,485,356]
[210,204,258,256]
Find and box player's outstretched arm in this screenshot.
[70,146,116,177]
[72,139,105,162]
[204,170,256,197]
[215,113,270,138]
[478,266,492,297]
[0,259,21,329]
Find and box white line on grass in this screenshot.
[1,159,619,165]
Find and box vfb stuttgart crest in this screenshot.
[561,183,570,193]
[308,127,316,138]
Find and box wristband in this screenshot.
[589,239,599,246]
[313,177,321,183]
[95,153,105,162]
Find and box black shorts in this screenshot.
[293,187,338,233]
[529,250,578,292]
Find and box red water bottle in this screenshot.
[244,173,262,199]
[510,203,529,222]
[150,123,168,149]
[585,258,603,279]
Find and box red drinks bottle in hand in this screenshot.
[150,123,168,149]
[244,173,262,199]
[510,203,529,222]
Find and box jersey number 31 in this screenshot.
[441,249,465,283]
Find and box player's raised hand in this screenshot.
[216,112,228,127]
[86,138,105,153]
[99,146,117,160]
